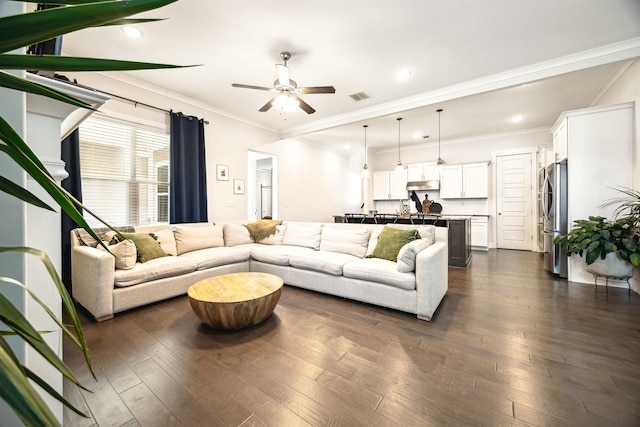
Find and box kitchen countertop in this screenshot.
[334,214,472,225]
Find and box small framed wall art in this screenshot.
[216,164,229,181]
[233,179,245,194]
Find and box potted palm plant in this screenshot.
[554,215,640,278]
[0,1,186,425]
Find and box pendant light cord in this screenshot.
[436,108,444,165]
[363,125,368,166]
[397,117,403,163]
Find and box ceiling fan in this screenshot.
[232,51,336,114]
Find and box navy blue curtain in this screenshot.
[61,129,82,293]
[170,112,208,223]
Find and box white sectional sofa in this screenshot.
[71,221,448,322]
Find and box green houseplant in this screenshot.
[0,1,187,425]
[554,216,640,267]
[600,187,640,237]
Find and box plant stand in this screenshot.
[589,273,632,294]
[584,252,633,294]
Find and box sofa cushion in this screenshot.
[224,223,254,246]
[174,223,224,255]
[180,246,251,270]
[118,232,168,263]
[154,229,178,256]
[366,225,436,256]
[320,225,371,258]
[260,225,287,245]
[250,245,315,266]
[397,238,433,273]
[97,239,137,270]
[75,226,134,248]
[343,258,416,290]
[282,223,323,250]
[289,251,360,276]
[369,227,419,262]
[114,256,198,287]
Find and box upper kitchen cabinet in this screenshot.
[440,162,489,199]
[407,163,439,182]
[373,170,408,200]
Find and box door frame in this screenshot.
[247,150,278,221]
[490,146,538,251]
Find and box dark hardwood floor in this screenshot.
[63,250,640,426]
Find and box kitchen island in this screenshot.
[334,214,471,268]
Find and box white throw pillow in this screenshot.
[174,223,224,255]
[224,223,254,246]
[153,229,178,256]
[366,227,384,257]
[282,223,323,250]
[397,238,433,273]
[320,225,371,258]
[260,225,287,245]
[97,239,137,270]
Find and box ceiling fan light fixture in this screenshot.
[272,93,299,112]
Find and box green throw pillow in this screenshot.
[116,232,167,263]
[370,227,420,262]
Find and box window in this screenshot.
[79,116,170,227]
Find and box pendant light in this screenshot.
[436,108,446,169]
[394,117,404,173]
[361,124,370,179]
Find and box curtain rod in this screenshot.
[42,73,210,124]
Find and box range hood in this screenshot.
[406,180,440,191]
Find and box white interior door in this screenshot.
[496,153,532,250]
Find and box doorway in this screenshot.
[493,150,535,250]
[247,151,278,220]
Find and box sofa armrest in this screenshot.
[415,241,448,321]
[71,245,116,321]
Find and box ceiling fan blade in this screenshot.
[276,64,289,87]
[259,99,276,112]
[232,83,273,91]
[294,96,315,114]
[299,86,336,94]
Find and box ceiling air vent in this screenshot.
[349,91,370,102]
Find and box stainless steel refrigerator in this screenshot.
[542,160,568,278]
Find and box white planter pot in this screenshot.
[585,251,633,278]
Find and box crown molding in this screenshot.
[279,37,640,139]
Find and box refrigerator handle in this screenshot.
[541,174,550,220]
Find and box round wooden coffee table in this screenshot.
[187,272,283,329]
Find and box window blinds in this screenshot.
[79,116,170,228]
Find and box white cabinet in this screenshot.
[552,121,567,161]
[537,145,554,170]
[373,170,407,200]
[550,102,633,285]
[407,163,439,181]
[470,216,489,250]
[440,162,489,199]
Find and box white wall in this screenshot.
[65,72,359,223]
[259,137,361,222]
[591,60,640,188]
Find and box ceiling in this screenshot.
[61,0,640,152]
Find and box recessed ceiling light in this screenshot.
[344,144,351,151]
[122,26,142,39]
[512,114,524,123]
[395,68,412,81]
[413,132,422,139]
